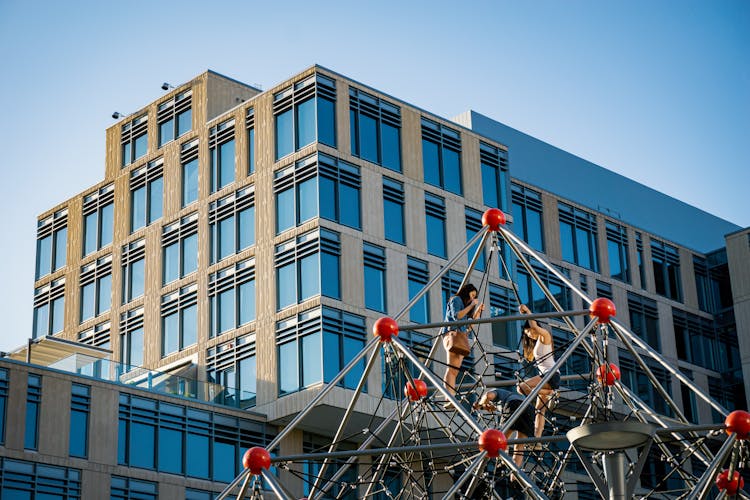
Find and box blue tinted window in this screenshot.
[159,119,173,147]
[149,177,163,222]
[219,140,235,190]
[213,440,236,482]
[425,193,447,259]
[218,216,234,261]
[422,139,440,187]
[131,186,146,231]
[159,427,183,474]
[239,355,257,407]
[364,243,386,313]
[53,227,67,271]
[409,280,429,324]
[163,313,179,355]
[383,199,404,244]
[443,148,461,195]
[279,341,299,394]
[130,258,145,300]
[218,288,234,334]
[560,221,575,262]
[343,335,364,389]
[339,183,360,229]
[24,402,38,450]
[466,209,486,272]
[275,109,293,159]
[134,133,147,160]
[36,235,51,278]
[130,423,155,468]
[81,282,95,322]
[177,109,191,137]
[302,331,322,387]
[183,158,199,206]
[101,203,113,247]
[321,251,340,299]
[239,280,256,324]
[481,162,498,208]
[319,176,336,221]
[239,206,254,249]
[248,127,255,174]
[51,296,64,333]
[163,243,179,284]
[98,274,112,314]
[83,212,97,255]
[183,234,197,275]
[296,98,316,149]
[276,188,295,233]
[183,304,197,348]
[300,253,320,301]
[317,96,336,147]
[323,331,340,384]
[381,123,401,172]
[187,433,209,478]
[69,410,88,457]
[277,264,296,310]
[34,304,49,338]
[526,209,544,252]
[298,177,318,223]
[360,113,379,163]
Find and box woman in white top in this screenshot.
[516,304,561,438]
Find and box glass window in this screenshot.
[627,292,660,349]
[181,138,200,207]
[82,185,115,256]
[651,239,682,302]
[209,258,256,338]
[246,108,256,175]
[122,240,145,304]
[407,257,430,324]
[274,74,337,161]
[0,458,82,499]
[35,210,68,279]
[350,86,403,170]
[162,214,199,285]
[79,256,112,323]
[111,476,157,500]
[209,186,255,264]
[161,285,198,357]
[120,307,145,371]
[158,90,192,146]
[69,384,90,458]
[319,154,361,229]
[275,229,340,310]
[130,158,163,232]
[25,374,41,450]
[364,243,387,312]
[425,192,447,258]
[0,368,8,445]
[558,202,599,271]
[210,119,236,193]
[480,141,509,211]
[606,221,630,283]
[383,177,405,245]
[511,182,544,252]
[421,117,462,195]
[121,114,148,167]
[33,278,65,338]
[517,263,572,313]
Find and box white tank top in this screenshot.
[533,338,555,374]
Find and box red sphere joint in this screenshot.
[716,469,744,494]
[590,298,616,323]
[243,447,271,475]
[725,410,750,439]
[481,208,506,232]
[596,363,621,386]
[478,428,507,458]
[404,379,428,401]
[373,317,399,342]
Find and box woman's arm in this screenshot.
[519,304,552,345]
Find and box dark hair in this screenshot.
[521,327,535,361]
[456,284,478,306]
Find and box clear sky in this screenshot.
[0,0,747,352]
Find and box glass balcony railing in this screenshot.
[47,353,256,409]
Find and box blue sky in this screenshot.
[0,0,747,352]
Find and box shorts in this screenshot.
[505,399,535,438]
[544,371,561,390]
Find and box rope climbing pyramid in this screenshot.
[218,208,748,500]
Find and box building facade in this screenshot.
[2,65,746,498]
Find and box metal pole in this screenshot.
[267,337,380,452]
[235,474,252,500]
[308,343,382,498]
[685,433,737,500]
[396,309,591,332]
[261,469,295,500]
[442,452,487,500]
[216,470,250,500]
[275,441,480,463]
[463,229,491,289]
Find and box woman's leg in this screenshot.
[517,375,541,396]
[443,352,464,396]
[512,430,526,468]
[533,386,554,438]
